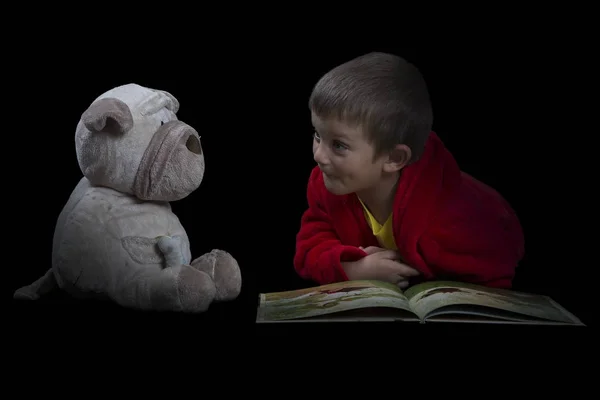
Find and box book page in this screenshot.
[404,281,582,324]
[257,280,412,322]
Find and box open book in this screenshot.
[256,280,585,325]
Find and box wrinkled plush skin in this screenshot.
[14,83,242,312]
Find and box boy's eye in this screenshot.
[333,140,348,151]
[313,131,347,152]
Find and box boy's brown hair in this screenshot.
[309,52,433,162]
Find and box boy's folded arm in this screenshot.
[418,211,525,289]
[294,204,365,285]
[294,172,365,285]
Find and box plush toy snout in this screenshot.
[133,120,205,202]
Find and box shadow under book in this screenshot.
[256,280,585,326]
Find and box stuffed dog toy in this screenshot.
[14,83,242,312]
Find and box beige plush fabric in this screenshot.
[14,83,242,312]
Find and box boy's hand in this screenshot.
[360,246,401,258]
[343,246,420,288]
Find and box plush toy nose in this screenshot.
[185,134,202,155]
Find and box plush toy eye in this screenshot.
[160,121,164,126]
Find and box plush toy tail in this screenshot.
[13,268,57,300]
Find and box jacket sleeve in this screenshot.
[418,194,525,289]
[293,169,366,285]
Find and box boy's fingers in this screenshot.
[361,247,406,263]
[397,279,409,289]
[394,262,421,277]
[374,249,400,259]
[362,246,385,255]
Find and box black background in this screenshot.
[6,30,594,343]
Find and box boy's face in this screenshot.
[311,112,388,196]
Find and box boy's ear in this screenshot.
[382,144,412,173]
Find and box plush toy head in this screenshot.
[76,83,204,202]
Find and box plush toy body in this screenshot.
[14,83,242,312]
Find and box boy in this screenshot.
[293,52,524,289]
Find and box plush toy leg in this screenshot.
[13,268,57,300]
[191,250,242,302]
[116,236,215,313]
[117,264,217,313]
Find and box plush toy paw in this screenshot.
[157,236,184,268]
[191,250,242,302]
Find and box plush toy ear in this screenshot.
[158,90,179,114]
[81,97,134,135]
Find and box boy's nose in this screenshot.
[313,143,328,165]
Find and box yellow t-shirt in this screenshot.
[358,198,397,251]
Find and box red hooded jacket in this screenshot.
[293,132,525,289]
